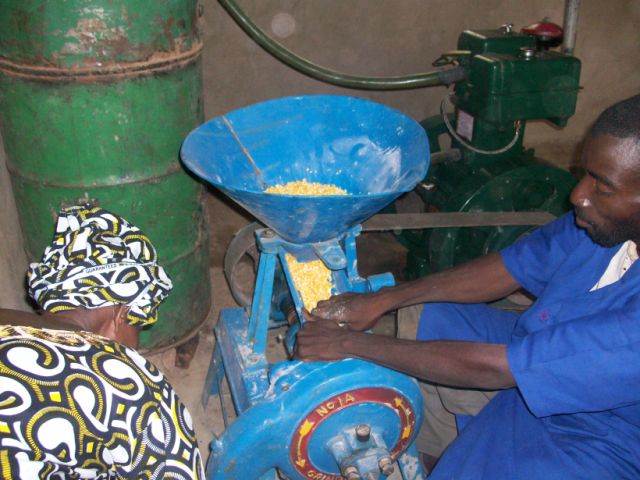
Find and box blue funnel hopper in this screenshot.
[181,95,429,244]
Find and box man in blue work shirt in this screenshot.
[295,93,640,478]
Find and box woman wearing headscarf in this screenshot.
[0,205,204,479]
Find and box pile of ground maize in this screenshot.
[285,253,333,311]
[264,179,347,195]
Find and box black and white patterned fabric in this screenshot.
[27,205,173,327]
[0,325,204,479]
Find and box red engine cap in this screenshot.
[521,21,564,40]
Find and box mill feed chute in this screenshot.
[182,95,429,479]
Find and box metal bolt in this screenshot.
[379,456,395,476]
[342,465,361,480]
[355,424,371,442]
[520,47,536,60]
[263,229,275,238]
[281,383,290,391]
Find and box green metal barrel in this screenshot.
[0,0,211,352]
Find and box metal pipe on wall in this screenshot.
[218,0,466,90]
[562,0,581,55]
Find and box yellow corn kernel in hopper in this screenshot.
[265,179,347,195]
[285,253,333,311]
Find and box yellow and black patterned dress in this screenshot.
[0,326,204,479]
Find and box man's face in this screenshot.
[570,134,640,247]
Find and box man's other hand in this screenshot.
[311,291,384,331]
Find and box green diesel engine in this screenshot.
[400,24,581,277]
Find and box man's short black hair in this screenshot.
[591,94,640,142]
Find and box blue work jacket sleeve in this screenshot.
[507,303,640,417]
[500,212,584,297]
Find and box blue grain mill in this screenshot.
[181,95,430,479]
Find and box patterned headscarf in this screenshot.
[28,205,173,326]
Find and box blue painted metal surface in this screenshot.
[181,95,429,243]
[184,95,429,479]
[207,357,425,479]
[266,226,395,354]
[199,230,428,478]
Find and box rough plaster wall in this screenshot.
[200,0,640,264]
[0,131,29,310]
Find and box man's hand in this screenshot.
[294,310,359,362]
[295,308,515,389]
[306,252,519,334]
[311,291,385,331]
[294,319,348,362]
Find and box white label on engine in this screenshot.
[456,109,474,141]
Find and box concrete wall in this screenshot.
[200,0,640,264]
[0,132,29,310]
